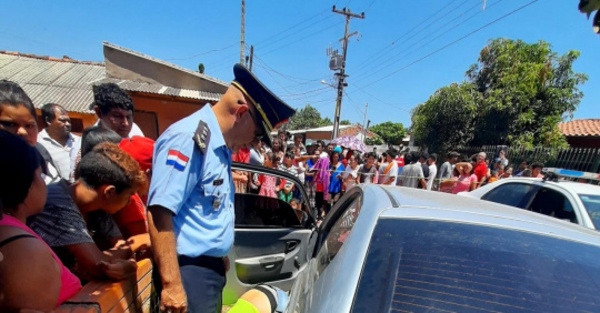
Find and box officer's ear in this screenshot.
[235,103,249,119]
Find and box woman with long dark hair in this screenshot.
[0,131,81,312]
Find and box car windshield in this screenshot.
[353,218,600,313]
[580,194,600,229]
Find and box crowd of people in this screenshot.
[0,61,300,313]
[0,68,548,312]
[233,134,549,221]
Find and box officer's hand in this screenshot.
[161,283,187,313]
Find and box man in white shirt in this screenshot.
[427,153,438,191]
[379,150,399,185]
[92,83,145,138]
[37,103,81,182]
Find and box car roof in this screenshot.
[361,184,600,246]
[485,176,600,194]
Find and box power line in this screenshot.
[253,9,329,46]
[253,54,321,83]
[357,0,495,78]
[353,0,462,73]
[256,15,334,52]
[164,43,238,61]
[358,0,539,89]
[259,19,342,57]
[353,87,413,114]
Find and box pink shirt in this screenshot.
[452,174,477,194]
[0,215,82,305]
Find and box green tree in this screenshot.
[369,122,406,145]
[411,83,480,152]
[365,136,384,145]
[288,104,331,130]
[579,0,600,34]
[411,38,587,150]
[467,38,587,148]
[198,63,205,74]
[340,120,351,125]
[320,117,333,126]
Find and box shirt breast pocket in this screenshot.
[203,182,228,215]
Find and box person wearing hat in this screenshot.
[147,64,295,313]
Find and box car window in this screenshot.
[481,182,534,208]
[530,187,578,224]
[352,219,600,313]
[316,195,362,274]
[234,171,310,228]
[579,194,600,229]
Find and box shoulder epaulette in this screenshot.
[194,120,211,154]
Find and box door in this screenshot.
[224,162,318,305]
[527,186,578,224]
[133,110,159,139]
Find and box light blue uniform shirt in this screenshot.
[148,105,234,258]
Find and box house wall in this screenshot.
[36,109,96,136]
[566,136,600,148]
[130,92,213,139]
[39,94,212,139]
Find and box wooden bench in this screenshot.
[57,259,153,313]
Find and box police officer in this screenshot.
[147,64,295,313]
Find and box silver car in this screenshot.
[227,164,600,312]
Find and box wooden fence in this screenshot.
[452,145,600,173]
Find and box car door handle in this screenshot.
[259,256,284,270]
[285,240,300,253]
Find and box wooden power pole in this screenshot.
[240,0,245,64]
[331,6,364,140]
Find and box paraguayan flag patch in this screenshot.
[166,150,189,171]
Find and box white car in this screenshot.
[459,170,600,230]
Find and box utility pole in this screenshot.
[249,45,254,72]
[362,102,368,143]
[240,0,245,64]
[331,6,364,140]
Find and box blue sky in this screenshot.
[1,0,598,128]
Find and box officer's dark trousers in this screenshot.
[153,255,226,313]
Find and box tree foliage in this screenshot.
[340,120,351,125]
[365,136,384,145]
[411,83,480,152]
[198,63,205,74]
[411,38,587,151]
[579,0,600,34]
[369,121,406,145]
[287,104,333,130]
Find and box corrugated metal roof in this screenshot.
[0,53,103,113]
[0,52,224,113]
[96,78,222,102]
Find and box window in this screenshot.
[482,183,535,208]
[580,194,600,229]
[352,219,600,313]
[316,195,362,273]
[234,171,310,228]
[529,188,577,224]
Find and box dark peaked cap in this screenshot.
[231,64,295,147]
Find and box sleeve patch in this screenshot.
[166,150,190,171]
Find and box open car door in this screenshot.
[223,162,318,304]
